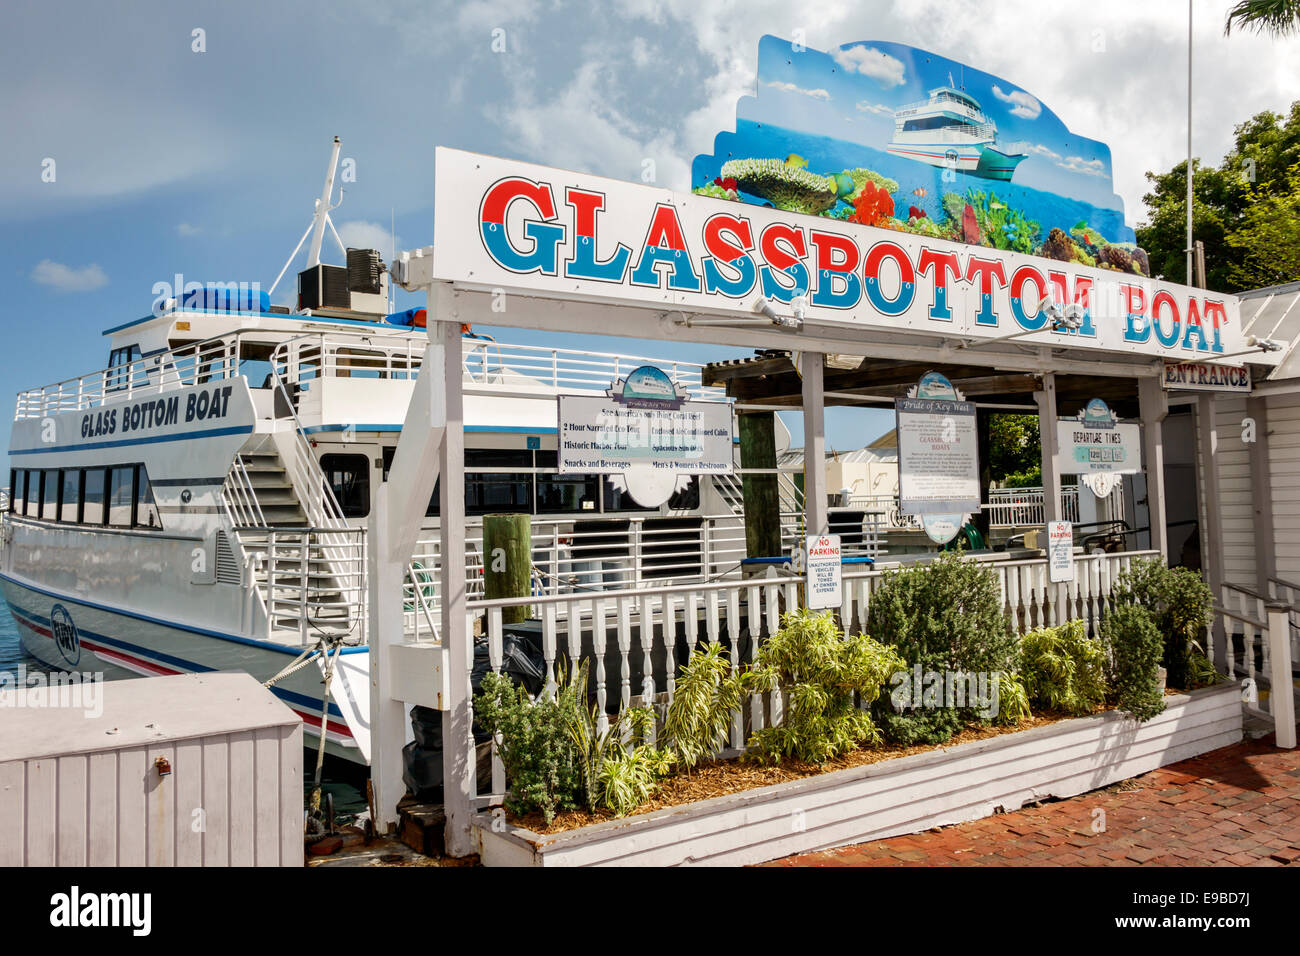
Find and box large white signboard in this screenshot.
[557,366,733,476]
[1055,399,1142,475]
[432,147,1266,365]
[896,397,980,516]
[805,534,843,610]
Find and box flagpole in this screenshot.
[1185,0,1194,284]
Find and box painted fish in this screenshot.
[784,153,809,169]
[912,187,927,198]
[990,200,1006,211]
[832,172,856,198]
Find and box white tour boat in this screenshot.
[886,79,1028,182]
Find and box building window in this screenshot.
[41,469,59,521]
[83,468,106,525]
[60,469,81,523]
[135,465,160,528]
[108,466,134,527]
[321,453,371,518]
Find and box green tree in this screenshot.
[1225,0,1300,36]
[988,413,1040,486]
[1136,101,1300,291]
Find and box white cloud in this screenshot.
[30,259,108,292]
[767,80,830,100]
[991,84,1042,120]
[1058,155,1108,177]
[336,220,402,260]
[831,44,906,88]
[177,222,201,237]
[856,100,893,116]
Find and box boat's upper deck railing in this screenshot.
[14,332,250,421]
[272,330,722,400]
[15,326,725,421]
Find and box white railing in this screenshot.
[14,333,247,420]
[268,343,349,531]
[984,488,1081,527]
[222,455,266,529]
[266,329,723,401]
[463,549,1160,803]
[1213,588,1297,745]
[0,490,8,513]
[239,526,368,645]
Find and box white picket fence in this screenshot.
[1218,581,1299,745]
[464,548,1160,804]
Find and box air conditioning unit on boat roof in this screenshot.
[297,247,388,314]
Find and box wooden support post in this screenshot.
[974,407,993,543]
[1247,395,1276,589]
[437,320,474,858]
[1196,394,1229,669]
[1266,601,1297,749]
[738,412,781,559]
[483,513,532,623]
[1036,373,1061,523]
[802,352,828,536]
[1139,375,1169,562]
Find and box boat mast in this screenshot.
[308,136,343,268]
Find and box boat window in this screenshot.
[8,469,20,514]
[25,470,42,518]
[533,452,599,514]
[668,476,700,510]
[108,466,135,527]
[60,469,81,523]
[83,468,106,525]
[41,469,60,521]
[106,345,142,392]
[135,465,160,528]
[321,453,371,518]
[602,479,656,513]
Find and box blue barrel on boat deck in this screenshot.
[179,286,271,313]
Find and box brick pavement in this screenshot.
[768,734,1300,867]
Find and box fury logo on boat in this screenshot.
[476,175,1227,354]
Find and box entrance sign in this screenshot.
[558,365,733,507]
[896,372,979,544]
[1055,398,1142,475]
[1047,521,1074,583]
[1162,362,1251,393]
[805,534,843,610]
[431,148,1262,365]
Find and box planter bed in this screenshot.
[472,682,1242,867]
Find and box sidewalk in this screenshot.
[768,734,1300,867]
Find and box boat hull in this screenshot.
[885,141,1026,182]
[1,573,371,765]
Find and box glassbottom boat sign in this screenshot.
[558,365,733,507]
[430,147,1264,364]
[895,371,980,544]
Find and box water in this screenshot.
[0,602,368,821]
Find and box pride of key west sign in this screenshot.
[430,148,1262,362]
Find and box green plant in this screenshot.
[558,664,674,816]
[1184,644,1223,689]
[474,669,583,824]
[664,642,745,769]
[1101,604,1167,722]
[993,671,1032,726]
[1018,619,1108,716]
[1113,558,1214,688]
[744,609,904,764]
[866,550,1018,744]
[598,745,675,817]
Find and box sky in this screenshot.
[3,0,1299,455]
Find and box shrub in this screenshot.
[866,551,1017,743]
[1101,604,1166,722]
[474,669,583,824]
[558,662,674,817]
[745,609,904,764]
[664,642,745,770]
[1018,619,1108,716]
[1112,558,1214,688]
[993,671,1032,726]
